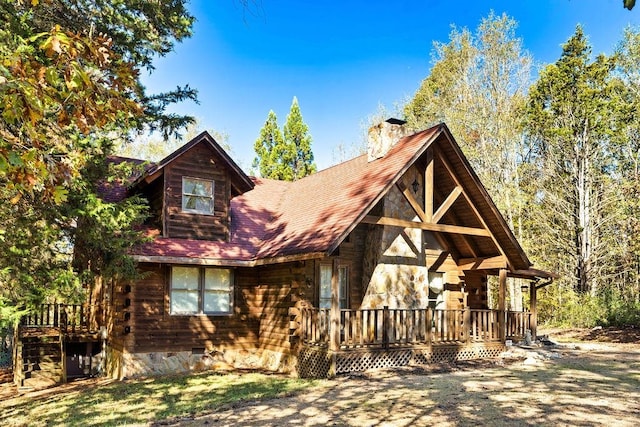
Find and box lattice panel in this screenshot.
[335,349,412,374]
[297,347,330,378]
[413,344,506,365]
[297,343,506,377]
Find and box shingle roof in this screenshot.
[125,123,536,272]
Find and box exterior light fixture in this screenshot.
[412,178,419,193]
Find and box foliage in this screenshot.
[524,26,622,296]
[404,12,532,238]
[253,110,285,178]
[253,98,316,180]
[283,96,316,179]
[0,371,317,426]
[0,0,194,316]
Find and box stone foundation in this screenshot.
[106,346,291,379]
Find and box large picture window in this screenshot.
[170,266,233,314]
[182,177,214,214]
[319,264,348,309]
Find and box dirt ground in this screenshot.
[2,327,639,426]
[161,327,640,427]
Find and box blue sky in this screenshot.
[142,0,640,172]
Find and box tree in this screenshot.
[624,0,636,11]
[0,0,196,204]
[253,99,316,181]
[524,26,620,296]
[404,12,532,239]
[0,0,195,323]
[117,122,231,163]
[253,110,286,179]
[283,96,316,180]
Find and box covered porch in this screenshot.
[291,263,553,378]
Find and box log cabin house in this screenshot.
[14,120,554,385]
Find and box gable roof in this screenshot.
[131,123,546,276]
[131,131,254,196]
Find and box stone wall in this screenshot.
[106,345,292,379]
[361,166,435,309]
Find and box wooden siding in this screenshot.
[336,224,367,309]
[117,264,260,353]
[164,142,231,240]
[141,177,164,230]
[115,262,319,355]
[253,262,315,354]
[462,270,488,309]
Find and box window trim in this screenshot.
[169,266,234,315]
[181,176,215,215]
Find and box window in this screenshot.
[170,266,233,314]
[182,177,214,214]
[319,264,348,309]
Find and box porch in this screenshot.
[293,307,532,377]
[14,303,104,388]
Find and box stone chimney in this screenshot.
[367,118,407,162]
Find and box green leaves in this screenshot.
[253,98,316,181]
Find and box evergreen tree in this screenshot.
[0,0,194,326]
[253,99,316,181]
[524,26,620,296]
[253,110,286,179]
[283,96,316,180]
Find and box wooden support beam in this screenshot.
[328,258,340,377]
[434,147,513,270]
[396,182,428,222]
[432,186,463,224]
[498,269,507,342]
[425,147,434,222]
[530,282,537,340]
[458,256,508,270]
[362,215,491,237]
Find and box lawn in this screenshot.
[2,327,640,426]
[0,372,317,426]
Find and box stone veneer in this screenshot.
[106,346,291,379]
[361,166,434,310]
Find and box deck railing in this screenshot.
[506,310,532,340]
[20,303,101,333]
[300,307,526,349]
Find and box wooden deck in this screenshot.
[293,307,532,377]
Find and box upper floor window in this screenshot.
[182,177,214,214]
[170,266,233,315]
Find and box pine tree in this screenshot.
[524,26,619,296]
[283,97,316,180]
[253,99,316,181]
[253,110,286,179]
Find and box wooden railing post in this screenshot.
[382,306,389,349]
[463,308,471,343]
[498,269,507,342]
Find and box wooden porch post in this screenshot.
[498,269,507,342]
[328,258,340,377]
[530,281,538,340]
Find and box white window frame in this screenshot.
[170,266,233,315]
[182,176,214,215]
[319,264,348,309]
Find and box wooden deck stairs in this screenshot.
[14,327,64,390]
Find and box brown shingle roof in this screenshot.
[129,123,534,272]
